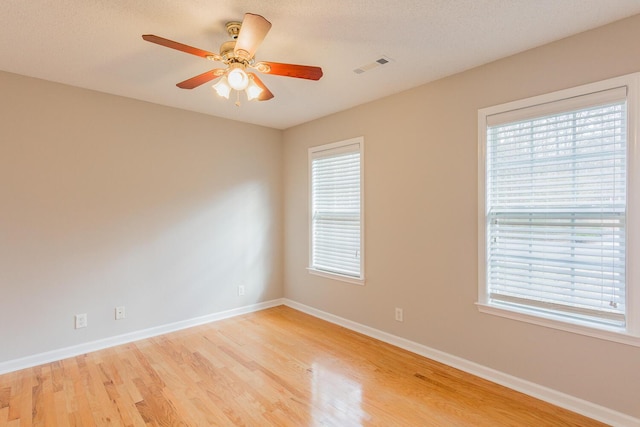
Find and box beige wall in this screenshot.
[283,15,640,418]
[0,71,283,362]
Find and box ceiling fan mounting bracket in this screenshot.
[225,21,242,40]
[254,62,271,73]
[235,49,251,62]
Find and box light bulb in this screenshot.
[227,68,249,91]
[213,76,231,99]
[246,78,263,101]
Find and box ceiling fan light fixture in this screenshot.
[213,76,231,99]
[227,65,249,91]
[246,77,263,101]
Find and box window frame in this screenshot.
[308,137,365,285]
[477,73,640,346]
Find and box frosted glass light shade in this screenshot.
[213,77,231,99]
[227,68,249,91]
[246,78,263,101]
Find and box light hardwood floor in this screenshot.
[0,306,606,426]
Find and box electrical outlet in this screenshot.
[395,307,404,322]
[75,313,87,329]
[115,306,126,320]
[238,285,246,296]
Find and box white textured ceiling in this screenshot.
[2,1,640,129]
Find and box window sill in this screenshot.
[476,302,640,347]
[308,268,364,286]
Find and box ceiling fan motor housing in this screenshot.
[219,40,237,61]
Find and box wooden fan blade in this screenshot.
[255,62,323,80]
[177,69,224,89]
[142,34,218,59]
[234,13,272,60]
[249,73,274,101]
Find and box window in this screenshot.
[478,74,640,345]
[309,137,364,284]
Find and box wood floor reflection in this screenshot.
[0,306,606,426]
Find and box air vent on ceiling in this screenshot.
[353,56,393,74]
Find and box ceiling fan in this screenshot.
[142,13,323,103]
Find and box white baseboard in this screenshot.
[283,299,639,427]
[0,298,284,376]
[2,297,637,426]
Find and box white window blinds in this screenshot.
[310,139,363,279]
[485,88,627,327]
